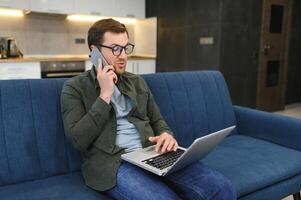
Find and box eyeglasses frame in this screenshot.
[97,43,135,56]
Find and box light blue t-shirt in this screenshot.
[111,85,142,152]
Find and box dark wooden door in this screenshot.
[256,0,292,111]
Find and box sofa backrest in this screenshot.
[143,71,237,147]
[0,70,236,186]
[0,78,81,186]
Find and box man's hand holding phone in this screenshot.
[97,60,118,104]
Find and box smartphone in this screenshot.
[90,46,117,83]
[89,46,109,69]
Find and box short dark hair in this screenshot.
[87,18,128,51]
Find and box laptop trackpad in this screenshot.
[122,145,159,161]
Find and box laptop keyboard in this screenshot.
[142,148,185,170]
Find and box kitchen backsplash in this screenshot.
[0,12,145,55]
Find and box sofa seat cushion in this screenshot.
[0,172,111,200]
[202,135,301,197]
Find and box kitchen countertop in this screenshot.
[0,54,156,63]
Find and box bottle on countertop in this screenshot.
[0,44,3,59]
[0,43,7,59]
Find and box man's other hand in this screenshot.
[148,132,178,153]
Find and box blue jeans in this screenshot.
[105,162,236,200]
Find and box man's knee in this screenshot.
[190,167,237,200]
[213,174,237,200]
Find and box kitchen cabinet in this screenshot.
[74,0,116,16]
[126,59,155,74]
[1,0,145,17]
[85,60,93,71]
[29,0,74,14]
[86,59,155,75]
[0,0,29,10]
[75,0,145,18]
[0,62,41,80]
[115,0,145,18]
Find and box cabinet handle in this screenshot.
[126,14,135,18]
[90,11,101,15]
[48,9,62,13]
[1,5,11,8]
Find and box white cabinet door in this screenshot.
[125,60,135,73]
[0,62,41,80]
[85,60,93,71]
[74,0,116,16]
[0,0,29,10]
[115,0,145,18]
[135,59,155,74]
[126,59,155,74]
[0,0,11,8]
[30,0,75,14]
[87,59,155,74]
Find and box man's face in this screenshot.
[101,32,129,75]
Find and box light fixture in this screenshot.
[111,17,137,24]
[67,14,137,24]
[0,8,24,17]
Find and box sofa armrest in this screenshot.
[234,105,301,151]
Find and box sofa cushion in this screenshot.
[202,135,301,197]
[142,71,237,147]
[0,79,81,186]
[0,172,111,200]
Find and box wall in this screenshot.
[147,0,221,72]
[147,0,301,108]
[219,0,262,107]
[0,12,136,55]
[147,0,262,107]
[286,0,301,104]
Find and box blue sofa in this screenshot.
[0,70,300,200]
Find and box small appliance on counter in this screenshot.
[0,37,23,59]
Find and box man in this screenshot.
[61,18,236,200]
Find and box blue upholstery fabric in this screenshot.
[0,172,111,200]
[202,135,301,198]
[239,174,301,200]
[234,105,301,151]
[0,71,300,200]
[143,71,237,147]
[142,71,301,198]
[0,79,81,186]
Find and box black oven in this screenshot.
[40,61,85,78]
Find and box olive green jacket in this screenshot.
[60,67,172,191]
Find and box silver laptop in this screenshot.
[121,125,235,176]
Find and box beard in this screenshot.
[113,59,126,75]
[114,68,125,75]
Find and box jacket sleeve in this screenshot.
[142,79,174,137]
[61,82,112,152]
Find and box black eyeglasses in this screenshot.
[98,43,135,56]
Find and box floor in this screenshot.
[283,194,294,200]
[274,103,301,200]
[275,103,301,119]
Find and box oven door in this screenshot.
[41,70,84,78]
[40,61,85,78]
